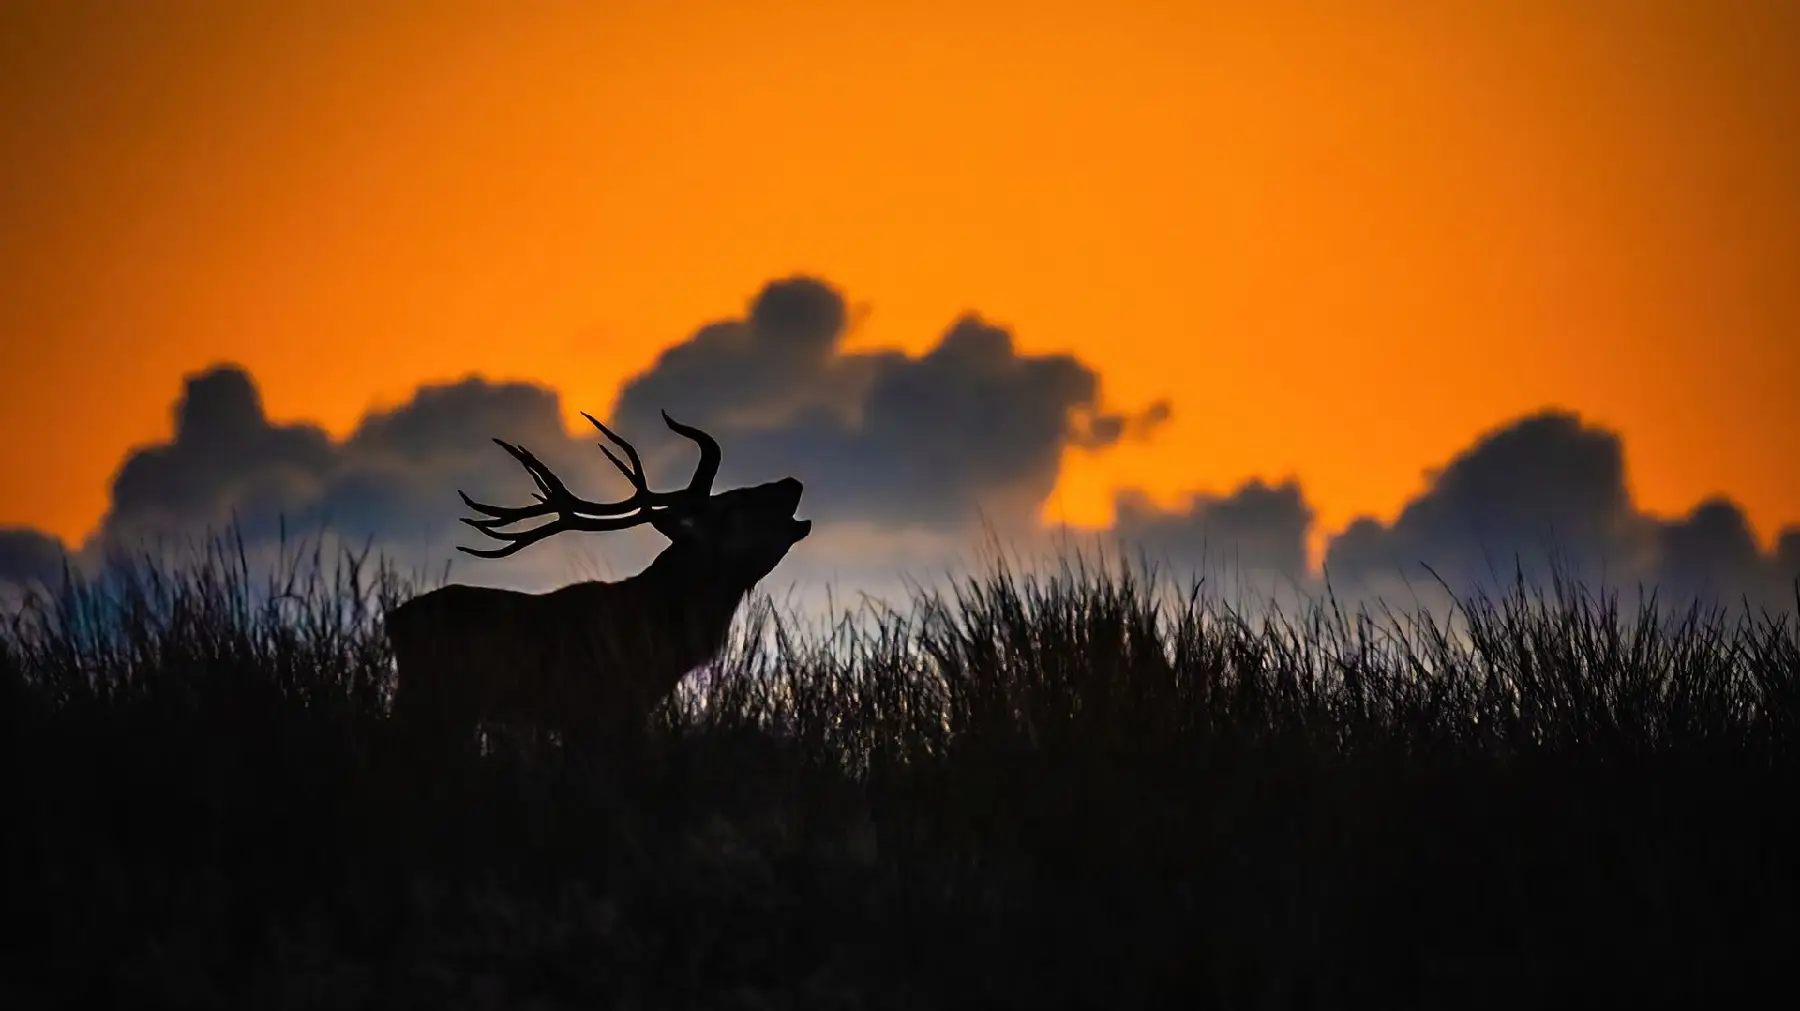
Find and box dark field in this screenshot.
[3,536,1797,1009]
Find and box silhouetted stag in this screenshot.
[384,411,810,756]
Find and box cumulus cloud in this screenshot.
[1321,412,1642,589]
[0,527,69,590]
[1110,479,1315,583]
[611,276,1170,529]
[1653,498,1796,611]
[103,367,336,546]
[1314,410,1798,613]
[79,364,669,590]
[1780,531,1800,584]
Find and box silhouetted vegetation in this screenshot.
[3,532,1797,1009]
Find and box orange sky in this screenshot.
[3,0,1796,563]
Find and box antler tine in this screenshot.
[498,439,559,501]
[456,519,563,558]
[582,412,651,494]
[454,505,670,558]
[454,440,570,525]
[660,411,721,497]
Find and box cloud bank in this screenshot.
[1,275,1793,620]
[1313,411,1797,612]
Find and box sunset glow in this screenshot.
[3,0,1796,571]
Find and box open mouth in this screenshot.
[777,478,808,537]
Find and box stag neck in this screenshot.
[633,541,756,615]
[540,543,737,651]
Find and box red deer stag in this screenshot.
[384,411,810,756]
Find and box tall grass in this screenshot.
[3,530,1797,1008]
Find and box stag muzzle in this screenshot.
[775,477,811,539]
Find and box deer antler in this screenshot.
[454,412,723,558]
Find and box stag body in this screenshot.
[385,413,809,755]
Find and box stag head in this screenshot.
[454,411,811,576]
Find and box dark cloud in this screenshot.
[106,366,336,544]
[345,377,569,463]
[1085,398,1172,449]
[1775,532,1800,610]
[1653,498,1800,611]
[1779,531,1800,580]
[1110,479,1314,581]
[746,275,847,357]
[612,276,1168,528]
[0,527,68,589]
[1655,499,1763,601]
[83,364,643,578]
[315,376,598,550]
[1318,410,1797,612]
[1321,411,1642,590]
